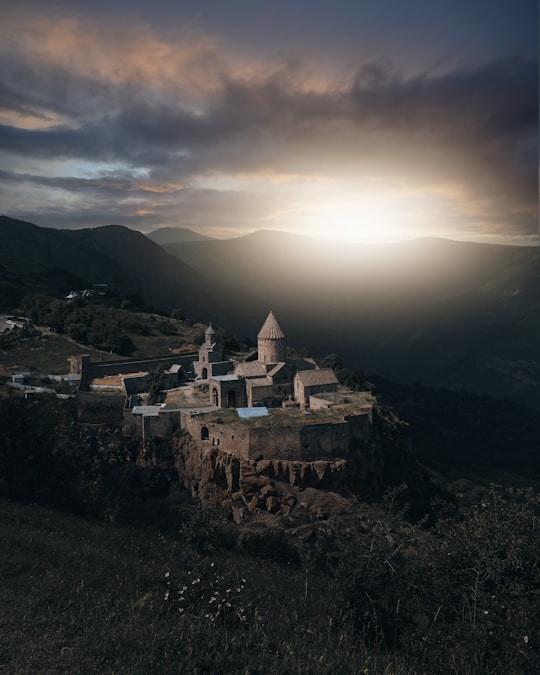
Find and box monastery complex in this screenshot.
[180,311,374,463]
[71,311,381,512]
[195,311,340,410]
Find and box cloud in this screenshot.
[0,11,536,240]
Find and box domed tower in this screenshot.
[257,310,286,364]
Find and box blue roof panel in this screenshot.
[237,406,269,419]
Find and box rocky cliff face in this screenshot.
[174,428,384,523]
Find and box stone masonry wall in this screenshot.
[79,353,197,388]
[181,416,354,462]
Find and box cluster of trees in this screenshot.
[0,323,40,349]
[21,295,153,355]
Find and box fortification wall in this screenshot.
[346,412,371,441]
[123,409,180,438]
[247,426,302,460]
[79,353,197,388]
[181,414,366,462]
[181,416,252,458]
[300,422,349,460]
[75,391,125,426]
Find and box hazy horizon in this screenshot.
[3,215,538,247]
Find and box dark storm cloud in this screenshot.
[0,3,536,240]
[1,54,535,181]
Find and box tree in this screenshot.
[145,367,166,405]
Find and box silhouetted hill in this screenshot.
[166,230,540,409]
[0,216,256,327]
[147,226,213,245]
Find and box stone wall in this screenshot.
[181,416,252,458]
[75,391,125,426]
[123,409,180,438]
[77,353,197,388]
[346,412,371,441]
[299,422,348,460]
[180,412,370,462]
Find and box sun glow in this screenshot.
[293,190,430,244]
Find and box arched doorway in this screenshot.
[212,388,219,406]
[201,426,209,441]
[202,367,208,379]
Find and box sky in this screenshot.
[0,0,537,244]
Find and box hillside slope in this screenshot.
[0,216,256,327]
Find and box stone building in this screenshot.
[193,323,234,380]
[198,310,328,410]
[175,311,382,517]
[257,310,287,363]
[72,352,197,393]
[294,368,339,406]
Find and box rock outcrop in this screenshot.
[174,431,383,523]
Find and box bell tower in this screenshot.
[257,310,286,364]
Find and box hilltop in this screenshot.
[147,226,214,245]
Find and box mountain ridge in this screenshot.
[147,226,213,245]
[0,215,258,328]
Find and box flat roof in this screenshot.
[210,374,241,382]
[132,405,161,417]
[179,405,220,415]
[237,406,269,419]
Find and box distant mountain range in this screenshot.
[1,216,539,409]
[147,227,213,245]
[0,215,256,327]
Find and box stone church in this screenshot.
[193,310,339,410]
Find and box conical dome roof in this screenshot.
[257,310,286,340]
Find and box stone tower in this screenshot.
[204,322,216,348]
[257,310,286,364]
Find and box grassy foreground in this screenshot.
[0,500,402,675]
[2,488,539,675]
